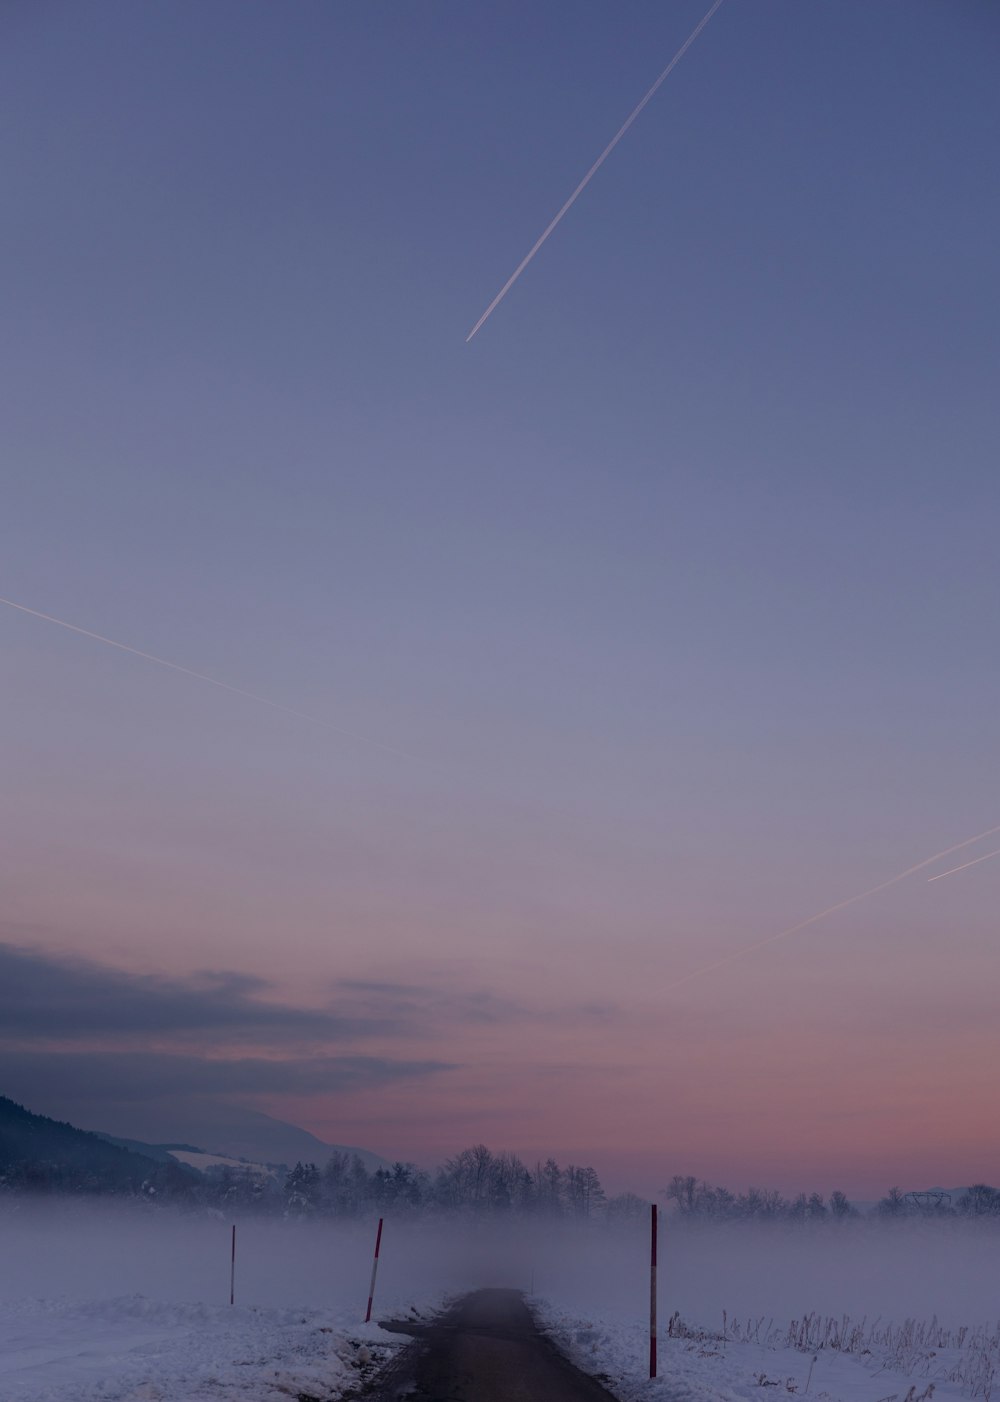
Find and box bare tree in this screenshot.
[666,1175,700,1214]
[958,1184,1000,1217]
[877,1186,908,1217]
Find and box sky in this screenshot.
[1,0,998,1198]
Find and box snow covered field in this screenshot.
[1,1203,998,1402]
[0,1294,393,1402]
[537,1219,1000,1402]
[0,1202,454,1401]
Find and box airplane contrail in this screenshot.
[0,595,416,761]
[664,822,1000,994]
[927,846,1000,883]
[466,0,726,342]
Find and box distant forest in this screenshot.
[3,1097,998,1222]
[664,1175,1000,1221]
[0,1096,195,1198]
[273,1163,1000,1223]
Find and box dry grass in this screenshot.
[665,1310,998,1402]
[713,1311,1000,1402]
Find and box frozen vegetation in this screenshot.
[538,1215,1000,1402]
[1,1198,999,1401]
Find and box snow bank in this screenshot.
[0,1294,393,1402]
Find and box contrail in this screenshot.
[0,595,416,761]
[664,822,1000,994]
[465,0,726,342]
[927,846,1000,883]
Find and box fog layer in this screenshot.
[2,1202,996,1332]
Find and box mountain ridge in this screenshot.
[86,1103,389,1173]
[0,1095,196,1192]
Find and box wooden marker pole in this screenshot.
[230,1224,237,1306]
[649,1202,658,1378]
[365,1217,384,1323]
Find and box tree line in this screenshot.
[263,1145,625,1220]
[4,1088,997,1224]
[665,1175,1000,1222]
[875,1183,1000,1218]
[666,1175,857,1221]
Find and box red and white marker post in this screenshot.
[230,1224,237,1306]
[649,1202,658,1378]
[364,1217,384,1323]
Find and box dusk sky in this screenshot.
[1,0,998,1197]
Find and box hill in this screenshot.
[163,1148,277,1179]
[0,1096,196,1194]
[91,1103,388,1173]
[184,1106,388,1173]
[97,1134,204,1165]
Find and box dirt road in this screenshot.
[370,1287,621,1402]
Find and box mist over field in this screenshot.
[3,1198,998,1332]
[544,1217,1000,1331]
